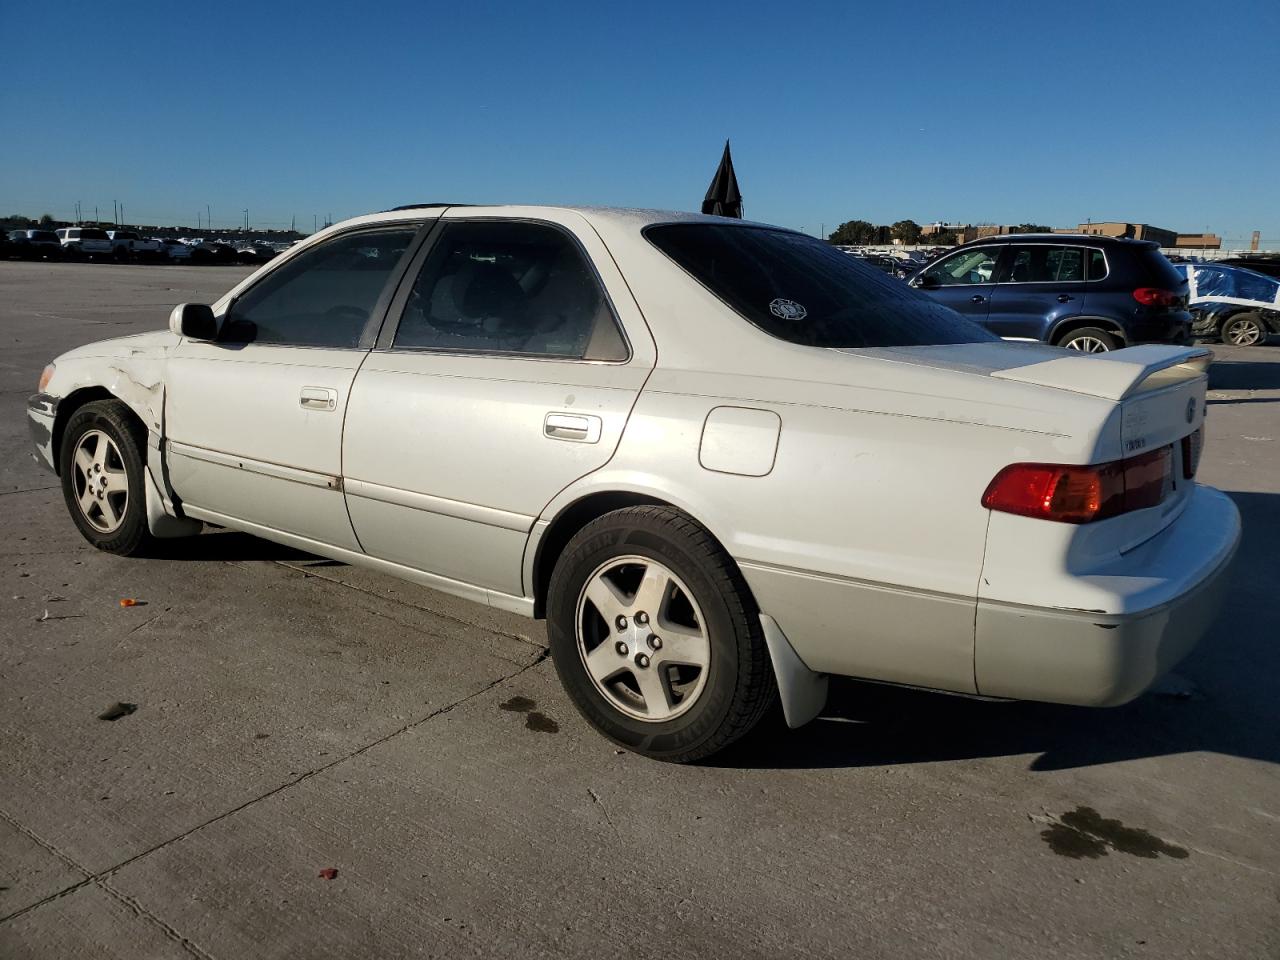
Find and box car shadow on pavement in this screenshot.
[151,530,327,563]
[710,491,1280,773]
[1208,361,1280,391]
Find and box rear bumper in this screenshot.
[974,486,1240,706]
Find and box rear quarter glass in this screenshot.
[1134,249,1188,288]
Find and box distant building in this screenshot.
[1172,233,1221,249]
[1053,222,1178,247]
[955,225,1019,244]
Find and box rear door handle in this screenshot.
[544,412,602,443]
[1057,294,1076,303]
[300,387,338,411]
[970,295,986,303]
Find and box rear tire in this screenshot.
[58,400,157,556]
[1221,313,1268,347]
[547,505,777,763]
[1059,326,1119,353]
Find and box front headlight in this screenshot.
[38,363,55,393]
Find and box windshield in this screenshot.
[645,223,996,348]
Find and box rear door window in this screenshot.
[646,223,996,348]
[394,220,628,360]
[1004,245,1085,283]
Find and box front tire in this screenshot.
[58,400,156,556]
[547,506,776,762]
[1059,326,1119,353]
[1221,313,1268,347]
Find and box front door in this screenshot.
[342,212,656,600]
[913,245,1001,328]
[985,243,1088,341]
[165,224,423,548]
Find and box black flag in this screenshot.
[701,140,743,219]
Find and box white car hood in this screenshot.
[55,329,181,363]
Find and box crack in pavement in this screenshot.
[0,486,60,497]
[0,650,550,931]
[0,808,212,959]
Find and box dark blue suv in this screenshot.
[906,234,1191,352]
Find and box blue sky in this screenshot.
[3,1,1278,245]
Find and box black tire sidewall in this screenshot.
[548,511,756,760]
[58,401,150,555]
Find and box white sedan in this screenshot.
[27,205,1240,761]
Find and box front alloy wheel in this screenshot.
[59,399,156,555]
[71,429,129,533]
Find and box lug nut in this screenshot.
[615,641,629,656]
[615,615,628,631]
[648,635,662,650]
[635,653,650,668]
[635,611,649,625]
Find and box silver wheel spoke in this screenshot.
[583,574,628,626]
[98,495,120,529]
[79,488,98,517]
[93,434,109,469]
[102,468,129,494]
[633,663,671,715]
[632,565,673,619]
[654,621,710,670]
[74,446,94,476]
[585,641,626,685]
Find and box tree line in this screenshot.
[827,219,1051,246]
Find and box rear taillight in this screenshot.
[982,446,1173,523]
[1181,427,1203,480]
[1132,287,1182,308]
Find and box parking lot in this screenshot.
[1,260,1277,958]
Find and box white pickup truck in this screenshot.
[106,231,162,260]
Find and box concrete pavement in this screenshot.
[1,261,1277,959]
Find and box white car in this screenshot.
[154,238,193,261]
[26,205,1240,761]
[54,227,113,257]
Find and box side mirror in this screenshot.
[168,303,217,340]
[916,274,940,290]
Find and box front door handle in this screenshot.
[1057,294,1075,303]
[300,386,338,411]
[970,295,986,304]
[544,412,602,443]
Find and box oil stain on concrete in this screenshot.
[1041,806,1189,860]
[499,695,559,734]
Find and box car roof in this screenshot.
[339,204,780,233]
[951,233,1158,250]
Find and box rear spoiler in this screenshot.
[990,344,1212,401]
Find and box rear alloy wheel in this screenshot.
[1222,313,1267,347]
[59,399,156,556]
[1060,326,1119,353]
[547,506,776,762]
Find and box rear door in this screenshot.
[341,210,656,600]
[985,244,1088,341]
[165,223,425,548]
[911,245,1000,326]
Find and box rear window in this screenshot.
[645,224,997,348]
[1136,249,1188,289]
[80,229,109,240]
[31,231,57,241]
